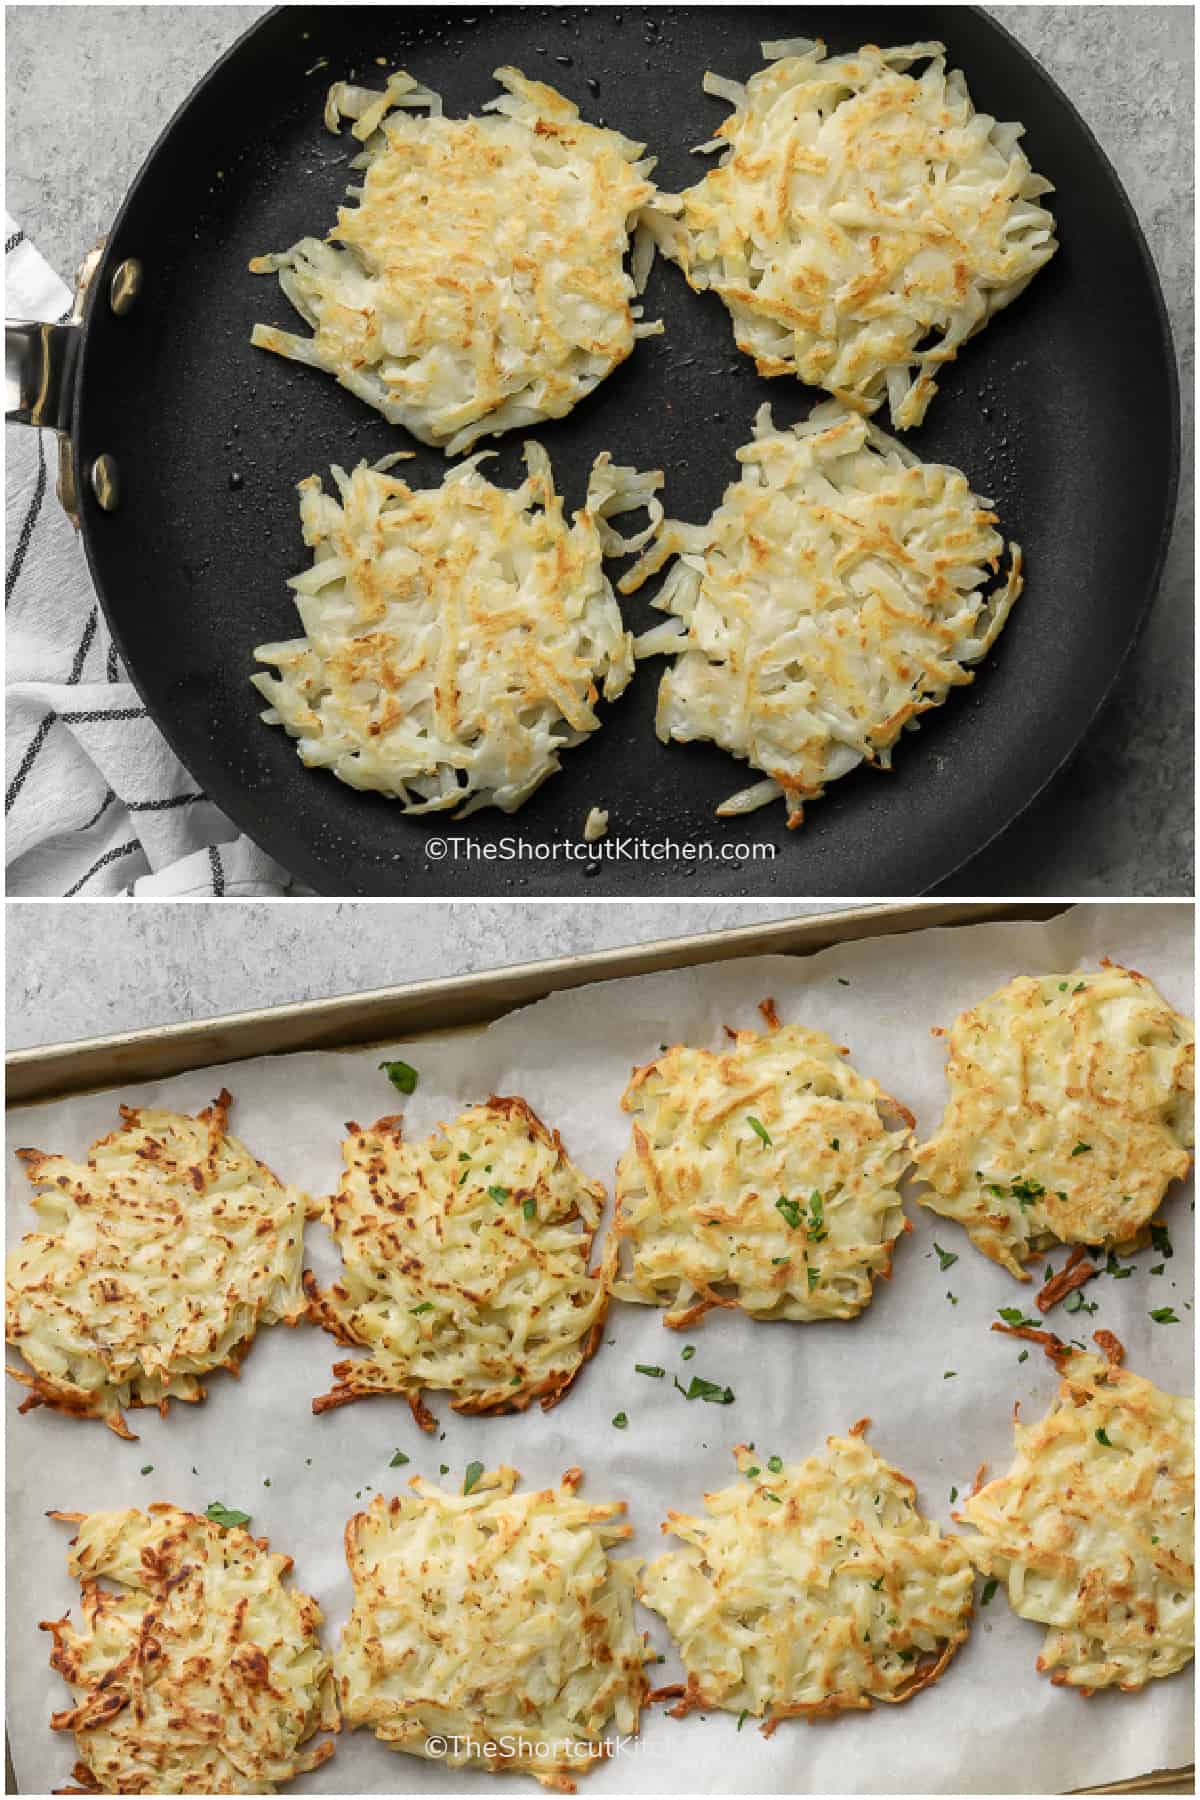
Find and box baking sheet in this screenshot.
[6,903,1194,1795]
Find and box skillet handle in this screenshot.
[4,241,106,528]
[5,318,80,429]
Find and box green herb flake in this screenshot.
[522,1197,537,1221]
[612,1411,629,1429]
[488,1185,509,1204]
[389,1450,410,1468]
[737,1710,749,1731]
[763,1491,782,1504]
[1070,1141,1092,1157]
[681,1345,696,1362]
[675,1375,735,1405]
[1011,1177,1045,1207]
[870,1575,885,1591]
[943,1370,956,1380]
[205,1502,251,1531]
[746,1115,772,1147]
[439,1463,450,1475]
[745,1466,761,1478]
[771,1256,790,1267]
[1064,1289,1098,1315]
[1151,1223,1174,1259]
[1150,1263,1166,1276]
[897,1648,915,1664]
[1073,982,1087,993]
[1018,1349,1029,1363]
[775,1195,801,1230]
[635,1364,665,1379]
[140,1464,153,1475]
[933,1242,958,1271]
[379,1058,419,1095]
[997,1307,1036,1328]
[807,1267,821,1291]
[949,1486,958,1503]
[1150,1307,1180,1324]
[767,1455,783,1474]
[463,1461,485,1495]
[980,1577,999,1607]
[837,977,850,986]
[1057,982,1068,992]
[946,1292,958,1306]
[410,1302,433,1316]
[807,1192,827,1242]
[830,1138,840,1150]
[1095,1427,1113,1447]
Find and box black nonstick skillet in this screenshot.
[5,6,1179,896]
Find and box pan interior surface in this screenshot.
[75,5,1178,896]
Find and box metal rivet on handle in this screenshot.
[109,259,143,316]
[90,454,121,511]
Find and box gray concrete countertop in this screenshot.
[7,6,1193,897]
[5,899,832,1048]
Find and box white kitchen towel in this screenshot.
[5,218,291,896]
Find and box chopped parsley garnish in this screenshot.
[997,1307,1036,1328]
[523,1198,536,1221]
[745,1465,760,1478]
[897,1648,915,1664]
[140,1464,153,1475]
[1070,1141,1092,1157]
[1018,1349,1029,1363]
[933,1242,958,1271]
[674,1375,735,1405]
[1151,1223,1174,1259]
[763,1491,782,1504]
[1010,1177,1045,1207]
[946,1292,958,1306]
[379,1058,418,1095]
[806,1192,827,1241]
[807,1267,821,1291]
[612,1411,629,1429]
[949,1486,958,1503]
[775,1195,801,1229]
[1064,1290,1097,1315]
[439,1464,449,1475]
[980,1577,999,1606]
[1150,1263,1166,1276]
[746,1115,771,1147]
[1074,981,1087,993]
[681,1345,696,1361]
[410,1301,433,1315]
[635,1364,665,1378]
[830,1138,840,1150]
[943,1370,956,1380]
[389,1450,410,1467]
[771,1256,790,1266]
[837,977,850,986]
[1150,1307,1180,1324]
[1057,982,1068,992]
[487,1185,509,1203]
[737,1710,749,1731]
[1094,1428,1113,1447]
[463,1461,484,1494]
[767,1455,783,1474]
[870,1575,884,1590]
[1104,1250,1132,1279]
[205,1502,251,1530]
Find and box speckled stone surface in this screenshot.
[5,899,839,1048]
[6,6,1193,897]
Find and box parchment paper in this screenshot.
[6,904,1194,1795]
